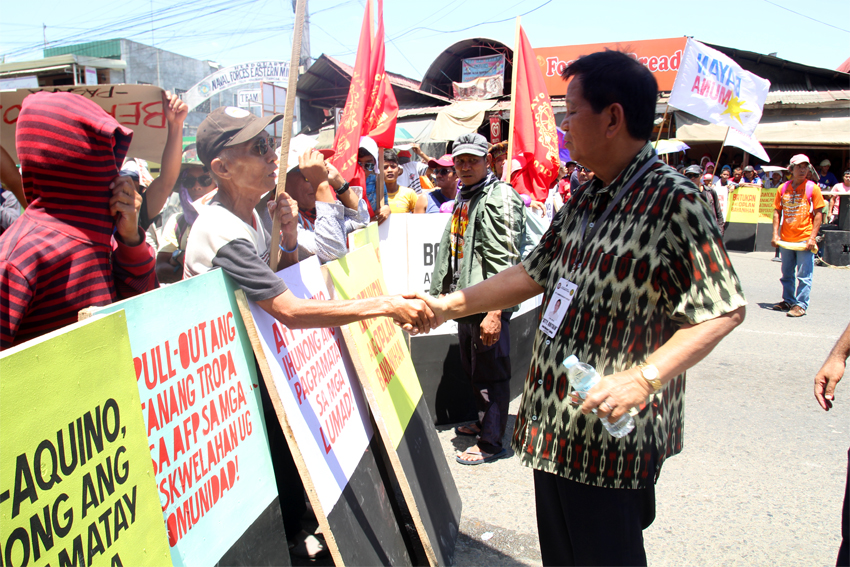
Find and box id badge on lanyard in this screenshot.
[539,278,577,338]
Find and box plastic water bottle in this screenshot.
[562,355,635,438]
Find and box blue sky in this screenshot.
[2,0,848,81]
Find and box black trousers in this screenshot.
[534,469,656,566]
[457,311,512,454]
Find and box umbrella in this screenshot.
[653,139,690,155]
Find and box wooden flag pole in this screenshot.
[655,105,669,144]
[376,150,385,213]
[714,127,730,172]
[270,0,307,272]
[504,16,521,179]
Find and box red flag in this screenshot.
[361,0,397,148]
[331,0,397,181]
[509,25,559,202]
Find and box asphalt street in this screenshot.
[440,251,850,566]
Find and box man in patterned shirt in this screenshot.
[411,51,747,565]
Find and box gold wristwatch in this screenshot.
[637,363,662,392]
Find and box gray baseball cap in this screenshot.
[452,133,489,158]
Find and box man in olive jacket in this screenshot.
[430,133,526,465]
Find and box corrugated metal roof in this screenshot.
[44,39,122,60]
[766,89,850,105]
[0,54,126,76]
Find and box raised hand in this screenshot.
[268,191,299,250]
[325,160,345,190]
[163,90,188,126]
[299,149,329,189]
[109,175,143,246]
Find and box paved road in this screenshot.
[440,251,850,566]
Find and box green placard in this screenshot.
[1,312,172,567]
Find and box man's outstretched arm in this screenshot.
[411,263,544,331]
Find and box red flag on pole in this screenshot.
[361,0,397,149]
[331,0,397,181]
[509,25,559,202]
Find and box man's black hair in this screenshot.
[383,148,398,164]
[561,50,658,141]
[357,147,373,160]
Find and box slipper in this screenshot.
[772,301,792,312]
[288,531,330,559]
[454,424,481,437]
[455,448,508,466]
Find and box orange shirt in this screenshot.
[773,181,826,242]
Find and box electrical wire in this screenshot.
[762,0,850,33]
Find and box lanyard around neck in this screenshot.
[571,157,659,273]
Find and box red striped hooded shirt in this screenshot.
[0,91,157,349]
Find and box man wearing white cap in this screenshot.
[771,154,826,317]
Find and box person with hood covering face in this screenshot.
[0,91,157,349]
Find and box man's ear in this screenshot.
[605,103,627,139]
[210,156,230,180]
[486,154,493,168]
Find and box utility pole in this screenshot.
[43,24,47,48]
[291,0,311,70]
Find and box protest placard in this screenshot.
[324,245,461,566]
[347,221,379,253]
[237,255,412,566]
[727,185,761,223]
[378,215,409,295]
[1,312,172,567]
[1,84,169,164]
[758,187,778,223]
[406,213,450,296]
[87,270,288,567]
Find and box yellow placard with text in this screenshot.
[347,221,379,252]
[324,246,422,449]
[0,312,172,567]
[758,187,778,223]
[727,185,761,223]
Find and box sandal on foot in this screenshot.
[772,301,792,312]
[289,531,330,559]
[455,447,508,466]
[454,423,481,437]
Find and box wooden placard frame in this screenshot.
[234,289,343,565]
[320,258,461,566]
[235,288,414,567]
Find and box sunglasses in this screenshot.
[252,137,276,157]
[434,168,455,176]
[359,161,376,172]
[685,173,700,179]
[576,165,590,173]
[181,173,213,188]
